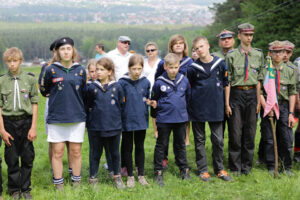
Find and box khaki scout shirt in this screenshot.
[259,62,297,101]
[286,61,298,88]
[226,45,264,86]
[212,50,226,59]
[0,70,39,116]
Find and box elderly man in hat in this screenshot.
[225,23,264,175]
[259,41,296,175]
[213,29,235,59]
[106,36,132,80]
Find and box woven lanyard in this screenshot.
[244,52,249,83]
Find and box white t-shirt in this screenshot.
[143,58,161,91]
[105,48,132,81]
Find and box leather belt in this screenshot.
[234,85,255,90]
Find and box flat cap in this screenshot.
[217,29,235,39]
[268,40,285,51]
[238,23,255,34]
[118,36,131,42]
[283,40,295,50]
[55,37,74,50]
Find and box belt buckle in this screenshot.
[244,86,249,90]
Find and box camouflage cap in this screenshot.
[238,23,254,34]
[217,29,235,39]
[268,40,285,51]
[283,40,295,50]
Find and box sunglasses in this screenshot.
[121,41,131,45]
[146,49,157,53]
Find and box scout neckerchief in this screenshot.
[241,47,251,83]
[13,76,21,111]
[274,63,280,94]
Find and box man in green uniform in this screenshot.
[213,29,235,59]
[0,47,39,199]
[259,41,296,175]
[225,23,264,175]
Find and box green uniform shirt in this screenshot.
[0,70,39,116]
[226,45,264,86]
[212,50,226,59]
[259,62,297,101]
[286,61,298,89]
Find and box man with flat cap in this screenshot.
[106,36,132,80]
[213,29,235,59]
[259,41,296,175]
[225,23,264,175]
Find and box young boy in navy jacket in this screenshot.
[187,36,231,182]
[150,53,190,186]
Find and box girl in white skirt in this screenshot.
[40,37,87,189]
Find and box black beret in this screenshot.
[55,37,74,50]
[49,39,59,51]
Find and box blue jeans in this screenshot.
[88,131,119,177]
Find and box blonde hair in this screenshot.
[144,42,159,54]
[52,46,78,63]
[96,57,116,81]
[128,54,144,68]
[192,36,209,49]
[3,47,24,62]
[87,59,97,71]
[164,53,180,66]
[168,34,189,57]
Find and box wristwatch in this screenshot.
[289,112,295,116]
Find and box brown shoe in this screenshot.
[11,191,21,199]
[199,172,211,182]
[22,191,33,200]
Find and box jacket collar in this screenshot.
[158,72,184,86]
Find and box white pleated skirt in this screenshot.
[47,122,86,143]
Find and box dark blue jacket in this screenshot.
[154,56,193,80]
[152,72,190,124]
[118,74,150,131]
[187,56,229,122]
[86,80,123,132]
[40,62,87,124]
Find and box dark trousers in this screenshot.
[154,123,189,171]
[88,131,113,177]
[228,88,257,173]
[3,117,34,194]
[121,130,146,176]
[88,131,121,176]
[260,102,293,170]
[293,126,300,159]
[193,121,224,174]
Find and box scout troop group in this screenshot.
[0,22,299,199]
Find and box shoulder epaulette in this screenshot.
[27,72,35,77]
[288,65,295,70]
[227,49,235,54]
[254,48,262,52]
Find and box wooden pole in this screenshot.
[269,117,278,178]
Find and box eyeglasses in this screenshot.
[121,41,131,45]
[146,49,157,53]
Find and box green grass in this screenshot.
[1,66,300,199]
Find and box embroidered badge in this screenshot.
[111,94,114,97]
[143,97,147,102]
[76,85,80,90]
[51,68,55,74]
[282,86,287,90]
[94,89,97,94]
[58,86,63,90]
[111,99,116,105]
[216,82,220,87]
[197,74,200,78]
[75,73,78,76]
[167,86,170,89]
[160,85,167,92]
[180,87,184,91]
[63,38,66,42]
[52,77,64,83]
[253,69,257,73]
[79,69,83,76]
[24,94,29,98]
[113,87,116,92]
